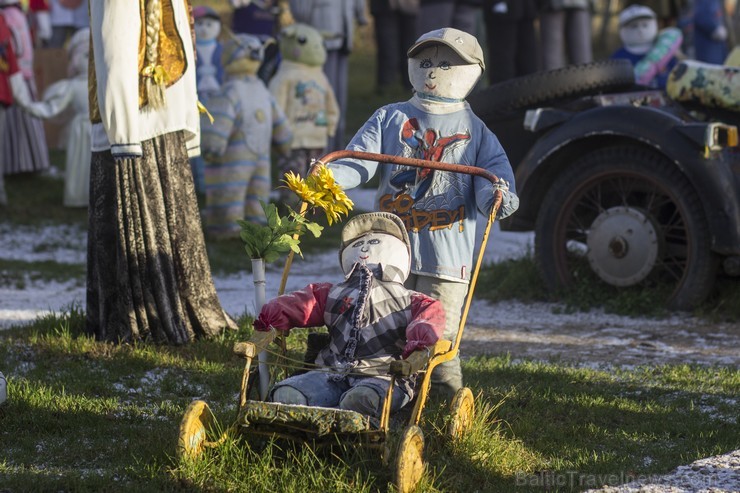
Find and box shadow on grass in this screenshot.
[463,356,739,490]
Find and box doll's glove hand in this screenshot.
[402,340,428,359]
[493,177,510,192]
[712,25,728,41]
[249,327,277,353]
[391,348,430,376]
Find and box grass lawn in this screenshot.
[1,311,738,492]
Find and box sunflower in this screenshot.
[282,164,354,225]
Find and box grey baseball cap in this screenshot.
[619,5,656,26]
[339,212,410,255]
[407,28,486,71]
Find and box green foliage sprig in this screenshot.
[237,202,323,263]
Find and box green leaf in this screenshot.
[263,250,280,263]
[263,201,280,230]
[305,222,324,238]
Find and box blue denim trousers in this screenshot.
[271,371,410,418]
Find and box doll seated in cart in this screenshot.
[250,211,445,419]
[178,161,499,492]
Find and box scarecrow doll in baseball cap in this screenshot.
[252,212,446,418]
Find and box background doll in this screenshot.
[611,4,683,89]
[0,9,21,206]
[14,28,90,207]
[191,5,224,194]
[193,5,224,103]
[200,33,292,238]
[0,0,49,175]
[268,22,339,207]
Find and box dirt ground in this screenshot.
[460,299,739,367]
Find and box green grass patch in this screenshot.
[1,311,737,492]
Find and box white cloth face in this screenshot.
[341,233,411,279]
[619,18,658,55]
[69,42,89,77]
[407,44,482,101]
[195,17,221,42]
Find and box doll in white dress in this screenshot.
[15,28,90,207]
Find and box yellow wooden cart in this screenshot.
[177,151,504,493]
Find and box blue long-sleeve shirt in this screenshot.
[329,95,519,283]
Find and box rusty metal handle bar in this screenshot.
[317,150,501,185]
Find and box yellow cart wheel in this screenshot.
[448,387,474,440]
[178,400,217,459]
[395,425,424,493]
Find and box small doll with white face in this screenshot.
[324,28,519,400]
[610,4,683,89]
[252,212,445,417]
[13,27,90,207]
[193,6,224,102]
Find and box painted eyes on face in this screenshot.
[419,58,451,70]
[350,238,382,248]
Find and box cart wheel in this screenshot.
[395,425,425,493]
[448,387,475,440]
[178,400,217,459]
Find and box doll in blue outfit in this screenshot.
[326,27,519,400]
[191,6,224,193]
[610,4,683,90]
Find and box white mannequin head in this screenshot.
[340,232,410,278]
[408,45,482,101]
[193,7,222,43]
[406,28,484,102]
[338,212,412,279]
[67,28,89,77]
[619,5,658,55]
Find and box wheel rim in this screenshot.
[586,206,661,286]
[449,387,475,440]
[553,170,691,301]
[395,425,424,493]
[178,400,216,459]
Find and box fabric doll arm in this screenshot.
[29,0,51,43]
[327,107,387,189]
[402,293,445,358]
[14,79,73,120]
[354,0,369,26]
[474,126,520,220]
[89,1,143,159]
[253,282,332,333]
[634,28,683,87]
[200,90,237,160]
[694,1,724,36]
[324,76,340,138]
[270,96,293,156]
[287,0,313,24]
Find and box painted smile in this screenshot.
[425,83,436,90]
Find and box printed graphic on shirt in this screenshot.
[294,80,329,126]
[379,118,470,232]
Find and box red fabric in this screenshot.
[253,283,332,332]
[28,0,49,12]
[0,13,19,106]
[402,293,445,358]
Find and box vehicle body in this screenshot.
[469,60,740,309]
